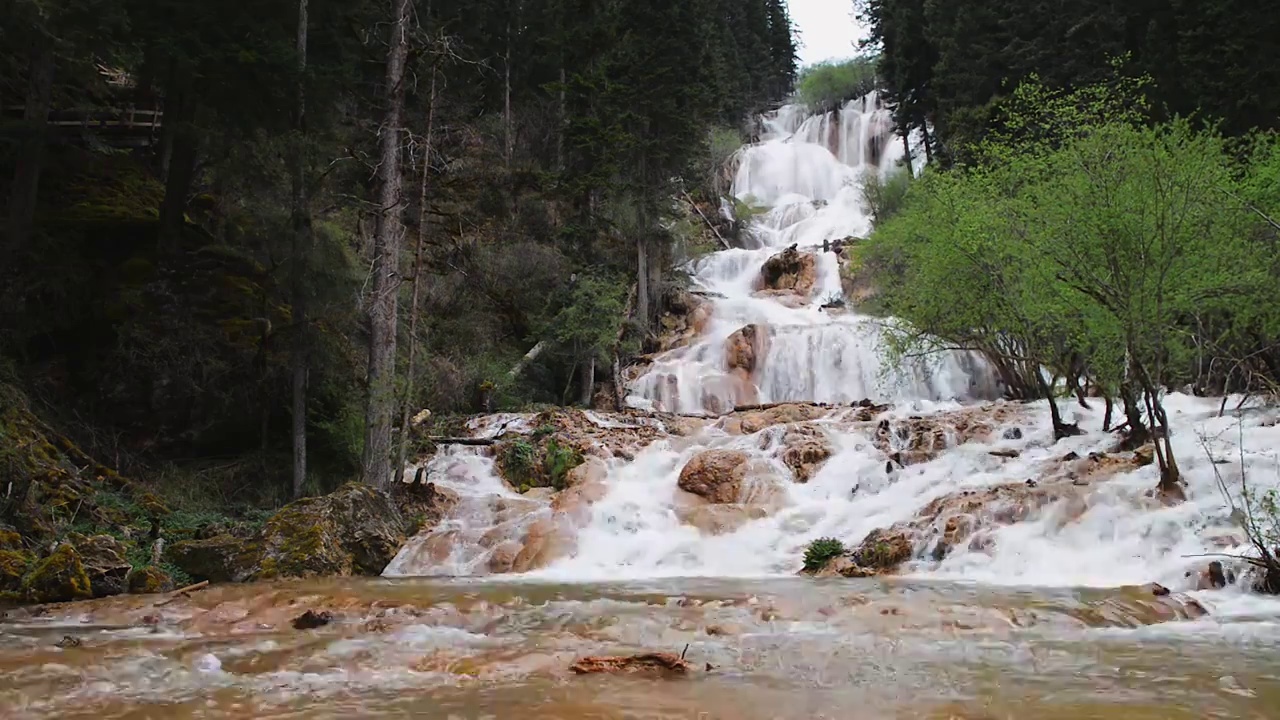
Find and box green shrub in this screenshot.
[803,537,846,572]
[796,57,879,112]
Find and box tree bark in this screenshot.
[921,122,934,165]
[158,62,198,253]
[396,68,439,481]
[636,233,650,340]
[507,340,548,382]
[503,18,513,169]
[9,42,55,250]
[579,355,595,407]
[900,131,911,177]
[289,0,311,499]
[361,0,412,489]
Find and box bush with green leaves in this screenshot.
[863,72,1280,493]
[803,537,846,572]
[795,57,879,113]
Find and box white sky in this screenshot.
[787,0,866,67]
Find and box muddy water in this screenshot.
[2,578,1277,719]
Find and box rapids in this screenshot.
[4,95,1280,718]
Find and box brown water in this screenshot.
[1,578,1277,719]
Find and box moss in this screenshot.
[167,534,255,584]
[496,435,584,492]
[126,565,175,594]
[0,549,34,591]
[22,544,93,603]
[0,530,22,551]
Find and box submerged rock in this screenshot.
[292,609,334,630]
[678,450,751,504]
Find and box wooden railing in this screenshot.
[4,104,164,146]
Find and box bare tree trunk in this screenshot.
[396,68,439,481]
[579,355,595,407]
[289,0,311,499]
[921,122,934,165]
[503,19,513,169]
[158,63,198,253]
[361,0,412,488]
[507,340,548,382]
[8,42,54,250]
[900,131,911,177]
[636,234,649,340]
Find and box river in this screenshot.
[3,94,1279,718]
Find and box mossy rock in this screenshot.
[252,482,408,580]
[495,435,585,492]
[66,533,134,598]
[126,565,176,594]
[167,534,256,584]
[850,527,914,571]
[0,549,35,592]
[21,544,93,603]
[0,529,22,551]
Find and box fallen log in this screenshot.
[427,437,495,446]
[154,580,209,607]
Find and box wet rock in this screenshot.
[675,503,770,535]
[657,289,714,352]
[718,403,832,435]
[725,324,769,374]
[872,404,1021,466]
[126,565,175,594]
[759,245,818,298]
[779,425,833,482]
[678,450,751,504]
[850,527,914,571]
[570,652,692,675]
[251,482,410,580]
[1002,427,1023,440]
[292,609,334,630]
[167,534,254,584]
[510,514,578,573]
[1133,443,1155,467]
[21,544,93,603]
[55,635,81,648]
[988,449,1020,459]
[813,555,877,578]
[1193,561,1232,590]
[391,480,459,532]
[67,533,133,598]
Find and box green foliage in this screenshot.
[860,165,913,228]
[803,537,845,572]
[496,435,583,492]
[795,57,879,112]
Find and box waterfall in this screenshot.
[385,95,1278,625]
[627,95,995,416]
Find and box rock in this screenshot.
[872,404,1020,466]
[1002,427,1023,440]
[779,425,833,482]
[675,503,770,535]
[678,450,751,504]
[126,565,175,594]
[1148,582,1171,597]
[1194,561,1231,590]
[718,403,831,435]
[168,534,254,584]
[725,324,769,374]
[0,548,34,593]
[67,534,133,598]
[988,449,1021,459]
[1132,444,1155,467]
[850,527,914,571]
[253,482,409,579]
[570,652,692,675]
[55,635,81,648]
[21,544,93,603]
[759,246,818,298]
[656,289,714,352]
[292,609,334,630]
[391,480,460,532]
[812,555,876,578]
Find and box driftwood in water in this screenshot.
[681,191,730,250]
[570,652,692,675]
[154,580,209,606]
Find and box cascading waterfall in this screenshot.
[386,95,1280,622]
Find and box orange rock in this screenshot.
[677,450,751,504]
[569,652,691,675]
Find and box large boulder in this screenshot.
[0,548,34,595]
[126,565,176,594]
[68,533,134,598]
[20,544,93,603]
[725,324,769,375]
[759,246,818,297]
[167,534,256,584]
[252,482,410,579]
[678,450,751,504]
[657,288,714,352]
[717,403,832,435]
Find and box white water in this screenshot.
[386,95,1280,618]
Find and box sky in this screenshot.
[787,0,866,67]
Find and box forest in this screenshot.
[0,0,798,516]
[854,0,1280,581]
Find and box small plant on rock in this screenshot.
[803,537,846,573]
